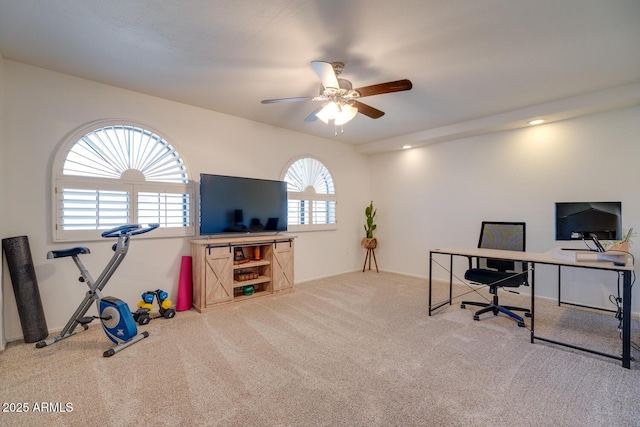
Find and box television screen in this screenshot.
[199,174,288,236]
[555,202,622,241]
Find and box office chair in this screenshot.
[460,221,531,327]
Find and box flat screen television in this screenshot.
[555,201,622,241]
[199,173,288,236]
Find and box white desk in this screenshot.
[428,247,635,369]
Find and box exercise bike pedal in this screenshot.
[77,314,112,325]
[77,316,95,326]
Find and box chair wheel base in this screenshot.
[524,312,532,318]
[517,321,525,327]
[460,304,466,309]
[473,315,480,321]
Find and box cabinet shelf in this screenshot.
[233,275,271,288]
[233,259,270,269]
[233,290,269,301]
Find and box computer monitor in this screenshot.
[555,202,622,241]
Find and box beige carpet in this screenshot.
[1,271,639,426]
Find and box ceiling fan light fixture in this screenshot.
[334,103,358,125]
[316,102,339,124]
[316,102,358,126]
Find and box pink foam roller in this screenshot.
[176,255,193,311]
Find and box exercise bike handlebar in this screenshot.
[101,223,160,239]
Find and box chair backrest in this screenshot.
[477,222,526,276]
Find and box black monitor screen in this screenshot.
[199,174,288,235]
[555,202,622,241]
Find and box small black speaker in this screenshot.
[234,209,244,224]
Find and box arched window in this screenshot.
[282,156,336,231]
[52,121,194,241]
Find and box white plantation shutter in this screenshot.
[52,123,194,241]
[137,189,191,228]
[63,125,188,182]
[60,187,129,230]
[283,157,336,231]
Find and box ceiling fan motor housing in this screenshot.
[331,62,345,76]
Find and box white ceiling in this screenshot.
[1,0,639,153]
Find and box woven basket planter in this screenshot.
[361,237,377,249]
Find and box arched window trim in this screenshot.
[51,119,195,242]
[281,155,337,232]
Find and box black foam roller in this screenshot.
[2,236,48,343]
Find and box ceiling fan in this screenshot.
[261,61,412,126]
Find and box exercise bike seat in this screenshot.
[47,247,90,259]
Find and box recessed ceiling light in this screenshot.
[528,119,545,125]
[402,145,412,149]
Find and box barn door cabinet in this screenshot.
[191,235,296,312]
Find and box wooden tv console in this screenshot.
[190,234,296,312]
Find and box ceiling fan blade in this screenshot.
[311,61,340,90]
[354,79,413,98]
[304,106,324,122]
[352,101,385,119]
[261,97,315,104]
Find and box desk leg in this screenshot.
[530,262,535,344]
[428,252,454,316]
[428,252,433,316]
[558,266,562,307]
[622,270,631,369]
[449,254,453,304]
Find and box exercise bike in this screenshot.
[36,223,159,357]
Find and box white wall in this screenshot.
[370,106,640,314]
[0,54,6,350]
[1,61,370,341]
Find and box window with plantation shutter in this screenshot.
[52,121,194,241]
[60,187,129,230]
[282,157,337,231]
